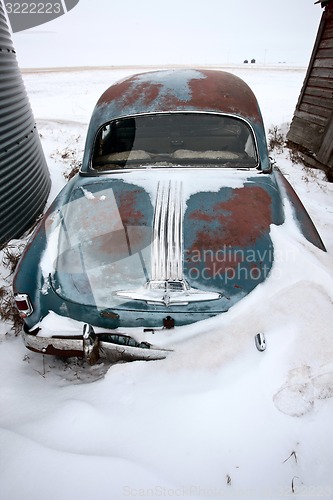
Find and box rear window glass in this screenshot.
[91,113,258,170]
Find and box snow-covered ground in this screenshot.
[1,66,333,500]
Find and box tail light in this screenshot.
[14,294,33,318]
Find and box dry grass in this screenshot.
[0,243,25,334]
[268,125,286,153]
[51,135,82,180]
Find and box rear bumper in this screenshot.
[22,330,169,364]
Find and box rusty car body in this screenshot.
[13,69,326,363]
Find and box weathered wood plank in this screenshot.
[307,76,333,90]
[305,86,333,99]
[311,67,333,78]
[287,116,325,151]
[294,109,328,127]
[319,38,333,49]
[302,93,333,109]
[288,116,324,139]
[313,57,333,68]
[316,47,333,58]
[300,102,332,119]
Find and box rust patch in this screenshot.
[98,77,164,108]
[117,190,145,226]
[185,186,272,278]
[100,311,120,319]
[189,70,261,122]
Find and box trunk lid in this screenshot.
[50,168,284,319]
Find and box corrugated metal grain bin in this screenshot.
[0,0,51,247]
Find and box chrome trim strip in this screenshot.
[152,180,184,281]
[152,181,163,280]
[159,181,168,279]
[166,181,174,279]
[167,180,183,280]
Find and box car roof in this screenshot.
[96,69,262,122]
[81,69,270,173]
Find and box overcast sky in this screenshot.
[10,0,323,68]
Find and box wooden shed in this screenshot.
[287,0,333,181]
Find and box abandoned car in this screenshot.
[13,69,326,363]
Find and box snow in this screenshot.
[1,66,333,500]
[109,168,248,206]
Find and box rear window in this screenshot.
[91,113,258,170]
